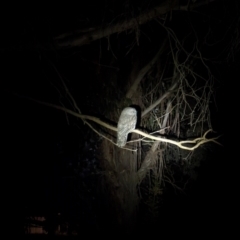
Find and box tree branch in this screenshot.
[126,38,167,100]
[54,0,217,48]
[12,93,222,151]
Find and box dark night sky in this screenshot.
[1,0,229,234]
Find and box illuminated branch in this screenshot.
[14,94,221,151]
[133,129,222,150]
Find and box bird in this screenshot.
[117,107,137,147]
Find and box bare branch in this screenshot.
[12,93,221,151]
[54,0,216,48]
[126,38,167,99]
[48,61,82,114]
[141,81,178,118]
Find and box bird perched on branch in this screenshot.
[117,107,137,147]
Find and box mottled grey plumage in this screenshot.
[117,107,137,147]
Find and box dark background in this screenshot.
[1,0,229,236]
